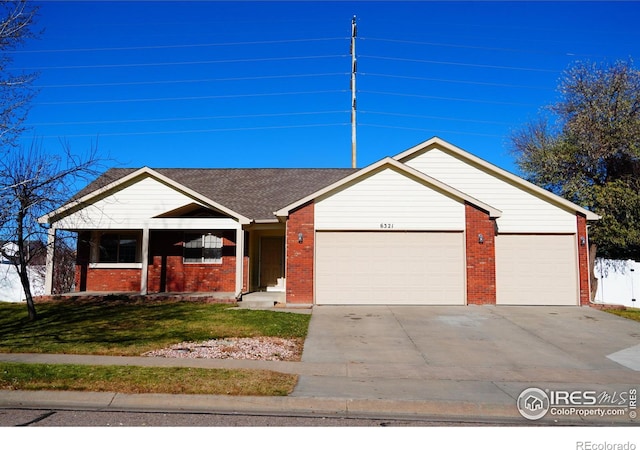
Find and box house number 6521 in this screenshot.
[380,223,394,229]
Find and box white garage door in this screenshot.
[315,231,465,305]
[495,234,578,305]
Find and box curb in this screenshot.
[5,390,636,425]
[0,389,525,423]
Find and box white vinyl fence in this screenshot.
[594,258,640,308]
[0,263,45,302]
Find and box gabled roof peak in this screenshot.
[276,156,502,218]
[394,137,600,221]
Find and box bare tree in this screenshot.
[0,141,103,320]
[0,0,38,151]
[0,1,105,320]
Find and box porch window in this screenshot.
[99,233,139,263]
[184,233,223,264]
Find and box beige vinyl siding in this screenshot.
[315,167,465,231]
[315,231,465,305]
[403,148,577,233]
[495,234,578,305]
[54,176,206,229]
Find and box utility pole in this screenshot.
[350,15,357,168]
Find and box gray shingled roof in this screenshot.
[71,167,357,221]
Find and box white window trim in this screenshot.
[184,232,223,264]
[90,262,143,269]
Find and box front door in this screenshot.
[259,236,284,289]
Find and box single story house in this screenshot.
[39,137,599,306]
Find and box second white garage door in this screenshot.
[315,231,465,305]
[495,234,578,305]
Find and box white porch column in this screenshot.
[140,227,150,295]
[44,227,56,295]
[235,224,244,298]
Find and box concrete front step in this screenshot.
[238,292,285,309]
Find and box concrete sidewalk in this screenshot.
[1,305,639,424]
[0,352,523,423]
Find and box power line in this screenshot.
[360,110,513,126]
[35,90,349,106]
[360,123,504,138]
[17,54,348,71]
[33,73,349,89]
[8,37,348,54]
[360,36,595,58]
[360,72,552,91]
[22,122,350,139]
[358,90,537,107]
[361,55,559,73]
[16,13,591,152]
[29,110,350,127]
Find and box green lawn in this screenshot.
[0,298,310,396]
[602,307,640,323]
[0,298,309,355]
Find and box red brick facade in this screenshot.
[285,201,315,304]
[75,230,242,293]
[576,214,590,306]
[464,203,497,305]
[86,268,142,292]
[146,231,237,293]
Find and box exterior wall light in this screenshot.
[298,232,304,244]
[478,233,484,244]
[580,236,586,246]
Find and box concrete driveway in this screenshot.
[292,305,640,421]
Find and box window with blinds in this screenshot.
[184,233,223,264]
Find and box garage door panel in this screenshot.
[316,232,464,305]
[496,234,578,305]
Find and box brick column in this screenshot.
[576,214,590,306]
[285,201,314,304]
[465,203,497,305]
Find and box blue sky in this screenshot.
[11,1,640,174]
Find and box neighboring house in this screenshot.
[38,137,599,306]
[1,242,19,264]
[1,240,47,266]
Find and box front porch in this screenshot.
[43,222,289,302]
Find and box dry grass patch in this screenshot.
[0,362,297,396]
